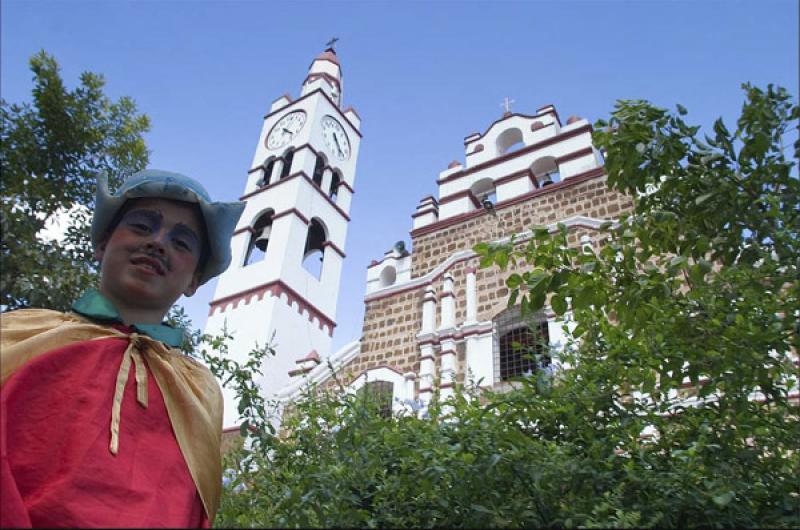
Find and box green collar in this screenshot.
[71,289,185,348]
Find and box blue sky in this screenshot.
[2,0,797,351]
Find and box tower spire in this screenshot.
[302,44,343,105]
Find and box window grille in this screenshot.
[493,307,550,381]
[359,381,393,418]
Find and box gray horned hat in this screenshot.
[92,169,246,285]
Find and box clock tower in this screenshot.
[205,46,362,427]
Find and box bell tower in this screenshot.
[205,46,362,427]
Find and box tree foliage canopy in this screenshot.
[1,51,150,311]
[206,84,798,528]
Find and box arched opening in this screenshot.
[470,177,497,209]
[302,218,327,279]
[280,149,294,180]
[496,127,525,155]
[312,154,325,187]
[493,306,550,382]
[379,265,397,288]
[258,157,276,187]
[329,171,342,202]
[243,210,274,266]
[531,156,560,187]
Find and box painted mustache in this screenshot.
[130,252,168,275]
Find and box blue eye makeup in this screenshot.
[121,209,202,256]
[122,210,160,233]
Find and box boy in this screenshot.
[1,170,245,528]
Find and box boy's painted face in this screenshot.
[95,198,205,320]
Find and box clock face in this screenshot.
[266,110,307,150]
[321,115,351,161]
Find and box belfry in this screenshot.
[204,46,362,427]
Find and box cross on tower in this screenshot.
[326,37,339,50]
[500,97,515,114]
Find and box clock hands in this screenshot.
[332,133,344,157]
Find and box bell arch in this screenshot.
[312,153,326,187]
[279,148,295,180]
[531,155,560,187]
[329,170,342,201]
[496,127,524,155]
[470,177,497,205]
[243,209,275,266]
[302,217,328,279]
[379,265,397,288]
[259,156,277,187]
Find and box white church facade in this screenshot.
[207,47,634,428]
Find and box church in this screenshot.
[203,46,633,428]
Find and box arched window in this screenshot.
[243,210,274,266]
[329,171,341,202]
[302,218,327,278]
[493,306,550,381]
[312,155,325,187]
[280,149,294,180]
[358,381,394,418]
[496,127,524,155]
[531,156,560,187]
[259,158,276,187]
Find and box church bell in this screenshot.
[254,225,272,251]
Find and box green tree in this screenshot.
[1,50,150,311]
[206,84,798,528]
[477,83,799,526]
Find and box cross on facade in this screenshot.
[500,97,515,113]
[326,37,339,50]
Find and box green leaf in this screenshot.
[713,117,730,140]
[506,273,522,289]
[551,294,567,315]
[670,255,688,268]
[533,227,551,241]
[712,491,735,507]
[473,242,489,255]
[507,290,519,308]
[494,248,510,270]
[695,193,713,205]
